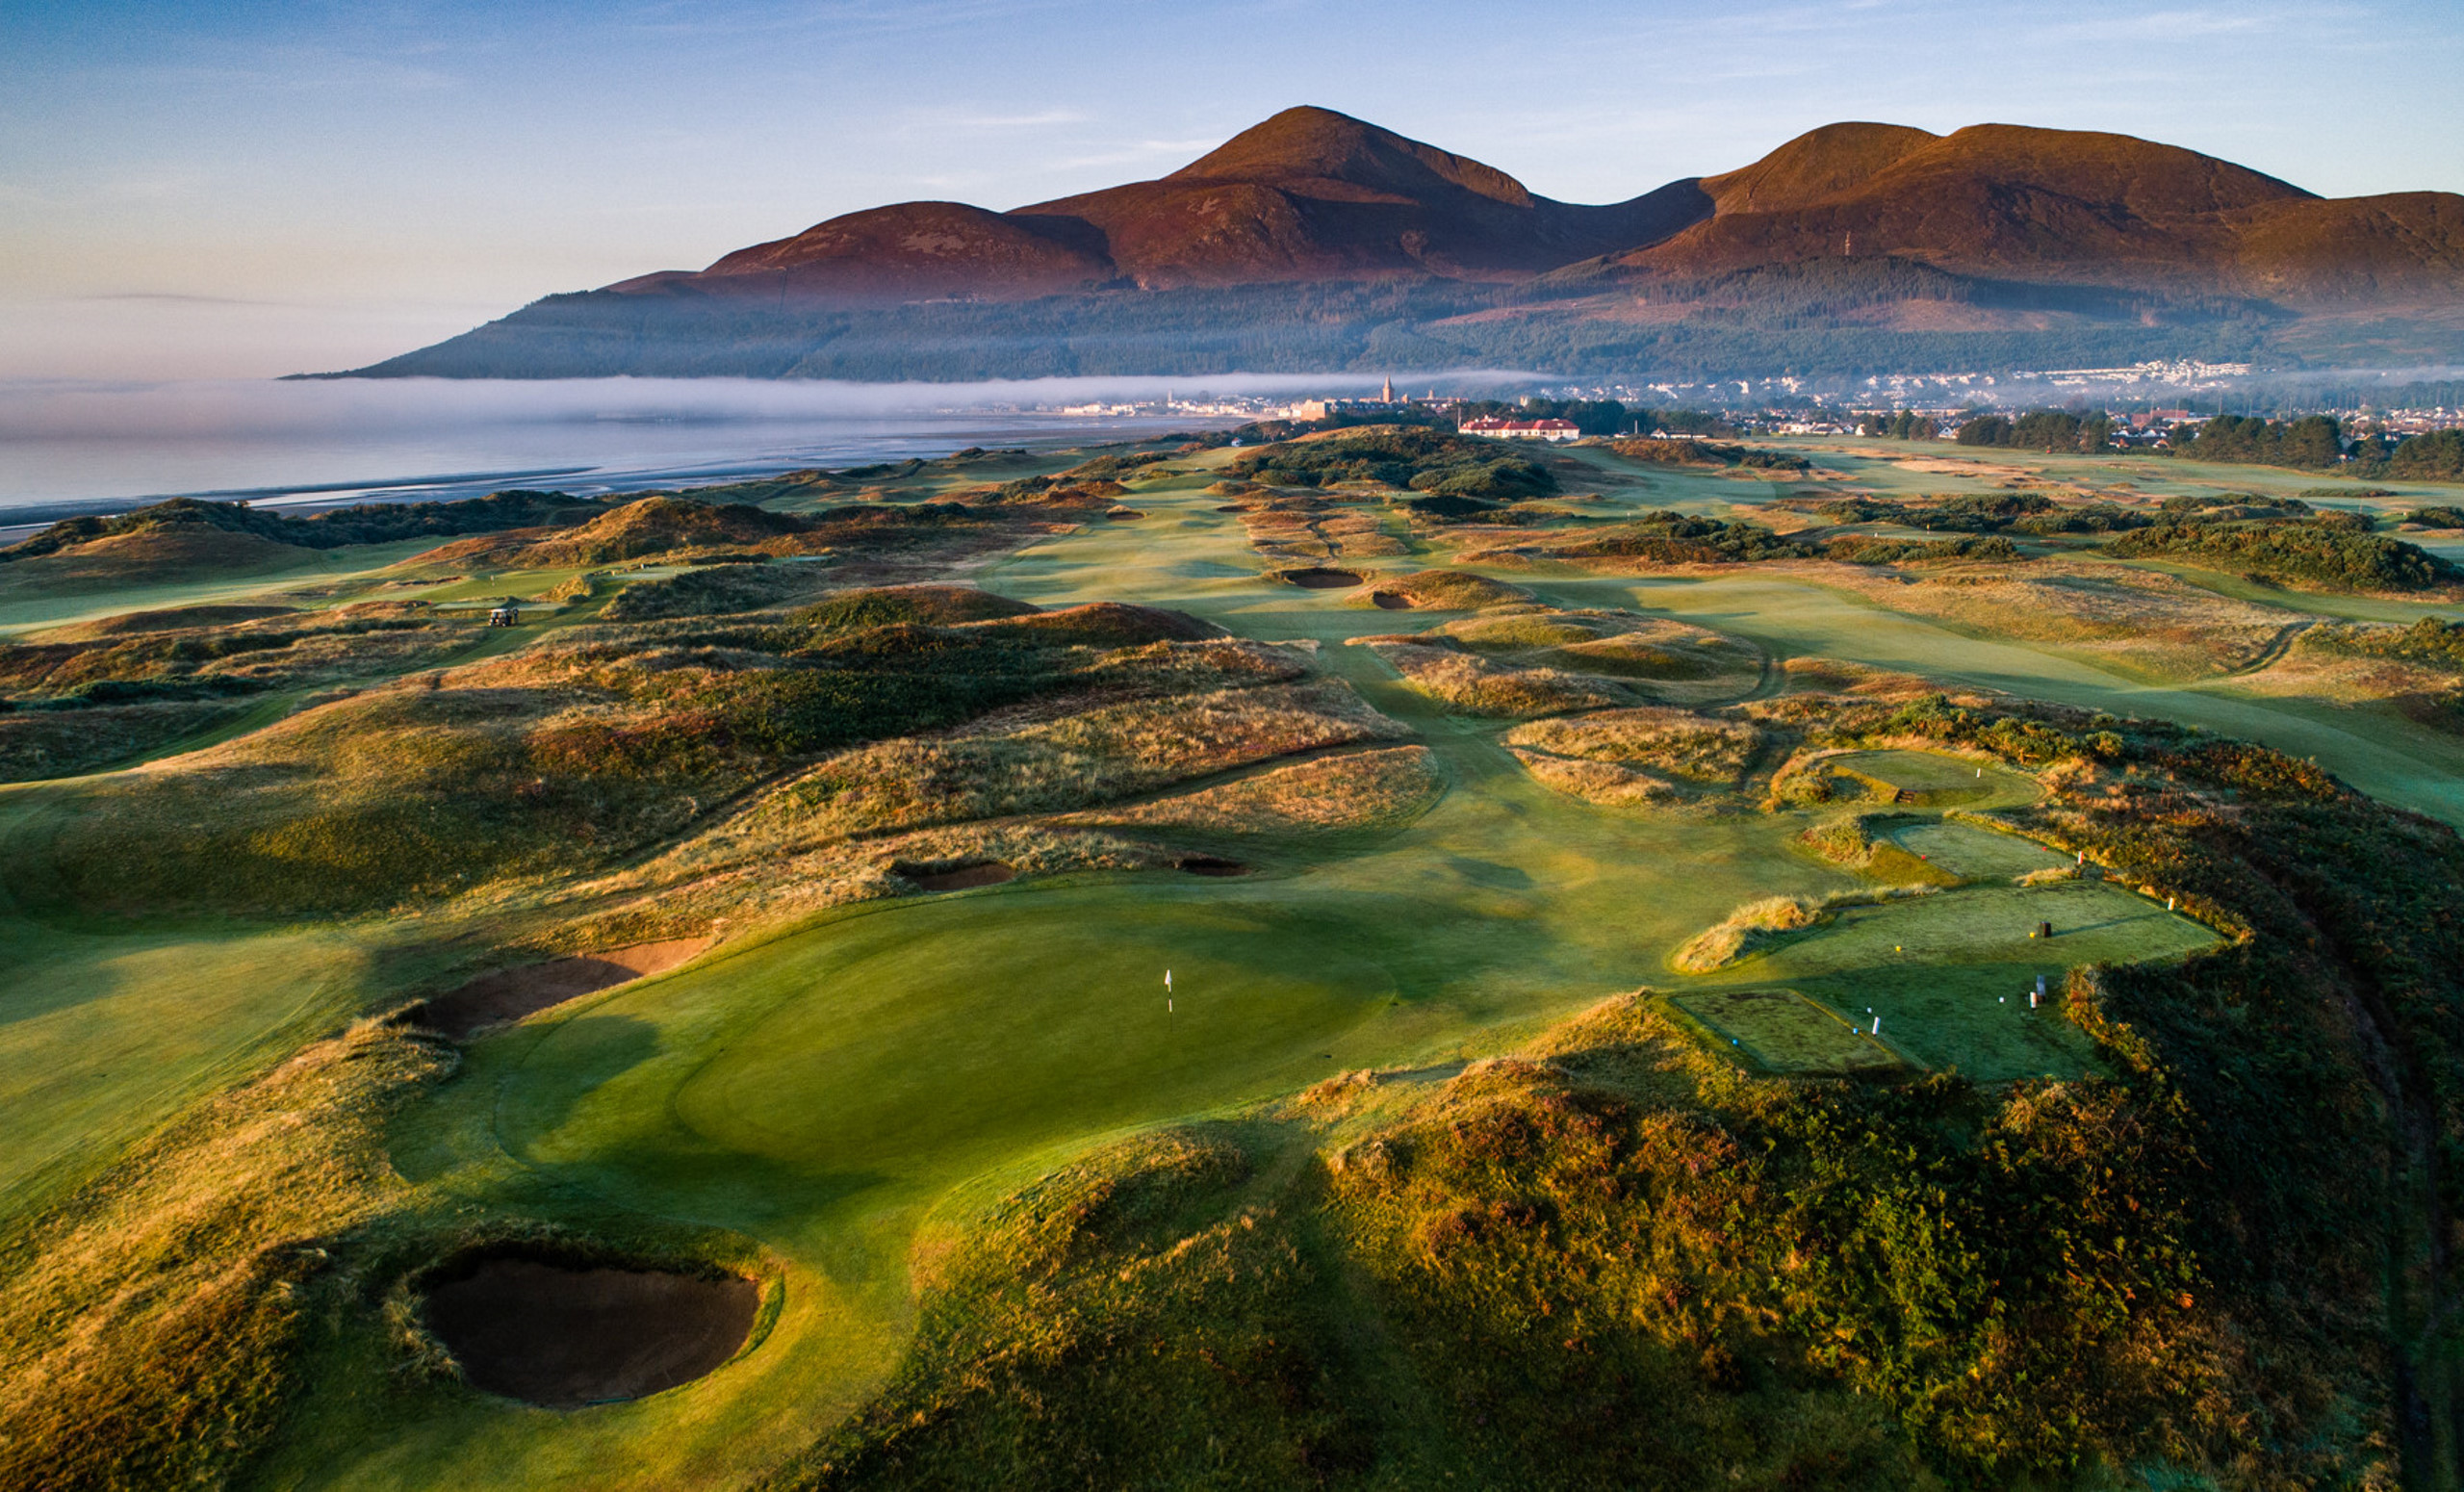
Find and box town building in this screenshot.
[1459,416,1581,442]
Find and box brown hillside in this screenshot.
[1696,121,1938,214]
[1022,107,1714,286]
[615,201,1116,304]
[360,108,2464,377]
[2227,191,2464,301]
[1605,121,2464,303]
[614,107,1711,300]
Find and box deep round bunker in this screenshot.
[894,859,1016,891]
[423,1255,758,1408]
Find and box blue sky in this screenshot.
[4,0,2460,377]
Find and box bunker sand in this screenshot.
[421,939,710,1040]
[423,1257,757,1407]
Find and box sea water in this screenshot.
[0,375,1326,526]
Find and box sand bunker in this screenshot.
[1104,506,1145,521]
[1175,855,1250,877]
[896,859,1015,891]
[1279,567,1362,589]
[424,1256,757,1408]
[1368,591,1412,609]
[420,939,709,1040]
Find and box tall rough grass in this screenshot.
[1360,642,1630,719]
[1671,895,1821,972]
[0,1021,452,1491]
[1506,706,1760,785]
[738,681,1409,847]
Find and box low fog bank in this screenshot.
[0,373,1532,443]
[0,372,1537,512]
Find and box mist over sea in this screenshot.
[0,374,1409,518]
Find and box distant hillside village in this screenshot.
[1289,382,1580,439]
[1042,370,2464,476]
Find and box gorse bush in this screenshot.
[2106,520,2461,591]
[1827,534,2022,565]
[1229,427,1559,502]
[1549,510,1804,564]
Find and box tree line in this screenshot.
[1854,406,2464,479]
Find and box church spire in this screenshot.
[1382,375,1395,403]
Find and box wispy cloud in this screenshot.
[1048,139,1221,173]
[932,108,1092,132]
[76,292,291,307]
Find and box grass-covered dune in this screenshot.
[0,490,610,565]
[0,587,1290,916]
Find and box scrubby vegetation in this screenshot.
[0,602,481,780]
[1505,706,1759,786]
[2305,615,2464,669]
[1539,510,1804,565]
[2107,518,2462,591]
[1601,437,1808,473]
[0,1020,454,1492]
[1361,606,1762,719]
[1357,642,1630,720]
[1786,490,2054,533]
[1227,426,1558,504]
[1810,559,2323,680]
[1059,746,1444,838]
[1826,533,2022,564]
[1344,569,1531,610]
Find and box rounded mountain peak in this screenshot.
[1908,123,2317,215]
[1700,121,1938,213]
[1166,105,1535,208]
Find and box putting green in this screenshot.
[1696,880,2220,1079]
[1888,820,2071,880]
[1826,749,2042,810]
[502,888,1407,1206]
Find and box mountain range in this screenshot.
[341,107,2464,382]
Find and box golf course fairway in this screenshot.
[13,432,2457,1491]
